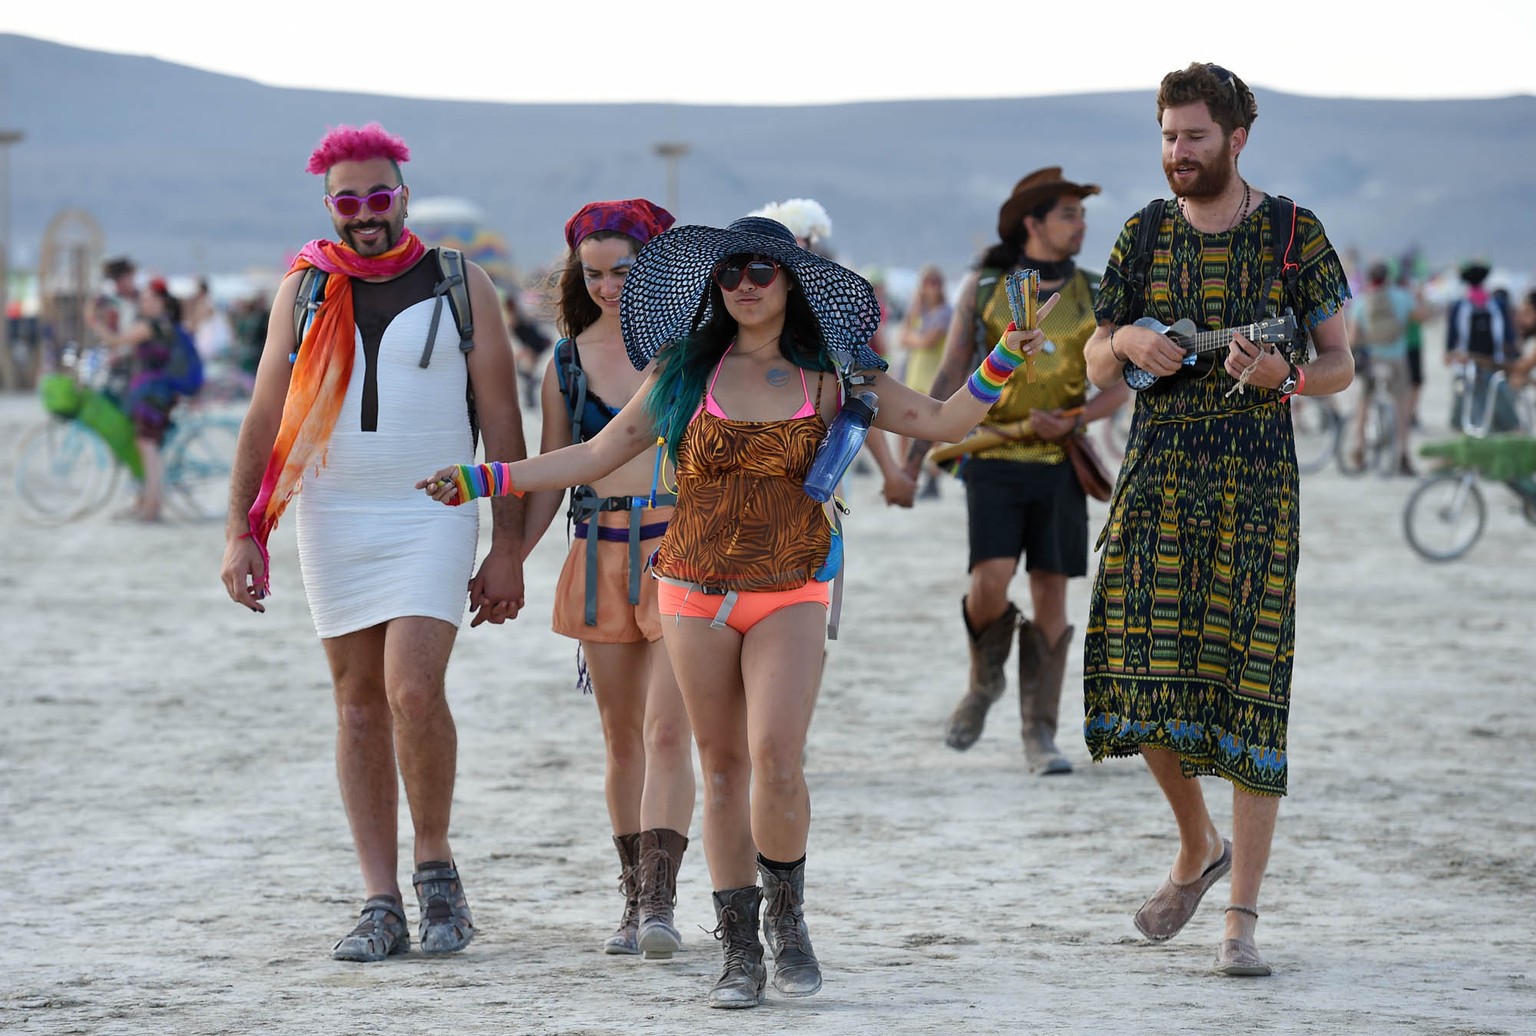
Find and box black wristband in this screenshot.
[1109,326,1127,362]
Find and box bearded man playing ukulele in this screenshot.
[1080,63,1353,978]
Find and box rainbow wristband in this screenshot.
[447,462,522,504]
[966,323,1026,405]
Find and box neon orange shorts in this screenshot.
[655,578,829,635]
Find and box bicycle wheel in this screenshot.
[1403,471,1486,561]
[1338,395,1391,477]
[1290,396,1339,474]
[163,415,241,521]
[14,419,122,523]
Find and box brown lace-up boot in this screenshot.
[604,833,642,954]
[945,597,1020,750]
[759,856,822,996]
[707,886,766,1009]
[1019,620,1075,774]
[635,828,689,960]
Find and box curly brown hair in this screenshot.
[1156,62,1258,137]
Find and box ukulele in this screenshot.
[1122,313,1298,392]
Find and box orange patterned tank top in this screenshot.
[652,372,832,592]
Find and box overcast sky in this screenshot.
[5,1,1535,107]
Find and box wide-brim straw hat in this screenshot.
[620,216,885,372]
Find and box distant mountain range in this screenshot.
[4,33,1535,287]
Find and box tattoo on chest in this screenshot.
[766,367,790,387]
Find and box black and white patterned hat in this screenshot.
[620,216,885,372]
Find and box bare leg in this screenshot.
[740,603,825,861]
[1140,746,1226,883]
[322,625,400,901]
[662,618,753,890]
[1026,569,1069,647]
[1395,390,1415,471]
[1226,787,1280,942]
[584,641,649,835]
[639,640,696,834]
[382,616,458,867]
[137,437,164,520]
[967,557,1017,630]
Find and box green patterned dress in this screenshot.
[1084,195,1350,796]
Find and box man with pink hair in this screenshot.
[220,122,528,962]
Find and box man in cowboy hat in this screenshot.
[905,167,1128,772]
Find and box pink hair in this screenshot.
[305,122,411,175]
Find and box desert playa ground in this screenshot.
[2,323,1533,1035]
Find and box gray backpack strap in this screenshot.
[826,512,845,641]
[418,248,474,368]
[290,268,327,361]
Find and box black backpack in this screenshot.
[291,248,479,443]
[1120,196,1303,343]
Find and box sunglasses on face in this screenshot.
[325,185,404,218]
[714,258,780,292]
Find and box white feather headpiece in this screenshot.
[748,198,832,245]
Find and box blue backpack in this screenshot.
[162,324,205,396]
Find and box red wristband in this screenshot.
[1280,364,1306,403]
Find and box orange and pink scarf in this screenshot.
[246,231,427,572]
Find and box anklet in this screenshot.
[1224,904,1260,918]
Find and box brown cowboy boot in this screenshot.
[945,597,1020,750]
[636,828,689,960]
[1019,620,1075,774]
[604,833,642,954]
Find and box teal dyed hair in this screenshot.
[643,272,835,465]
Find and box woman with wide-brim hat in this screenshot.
[419,215,1055,1008]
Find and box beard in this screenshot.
[342,217,402,255]
[1163,152,1235,199]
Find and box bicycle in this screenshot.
[1290,393,1342,474]
[1402,366,1536,561]
[1335,358,1400,477]
[15,358,243,525]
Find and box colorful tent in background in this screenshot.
[407,197,516,288]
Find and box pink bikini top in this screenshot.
[698,341,819,421]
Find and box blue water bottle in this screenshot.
[804,391,879,502]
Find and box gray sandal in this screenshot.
[332,895,410,962]
[1214,904,1272,976]
[413,861,475,954]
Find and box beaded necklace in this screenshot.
[1180,179,1251,233]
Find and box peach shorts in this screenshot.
[655,578,830,635]
[552,534,664,644]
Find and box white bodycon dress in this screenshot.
[294,264,478,639]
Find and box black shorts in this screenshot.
[963,458,1088,576]
[1406,345,1423,388]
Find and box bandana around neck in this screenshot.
[246,230,428,578]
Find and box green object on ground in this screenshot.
[1420,434,1536,484]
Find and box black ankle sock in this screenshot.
[757,852,806,873]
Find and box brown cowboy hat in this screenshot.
[997,167,1101,242]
